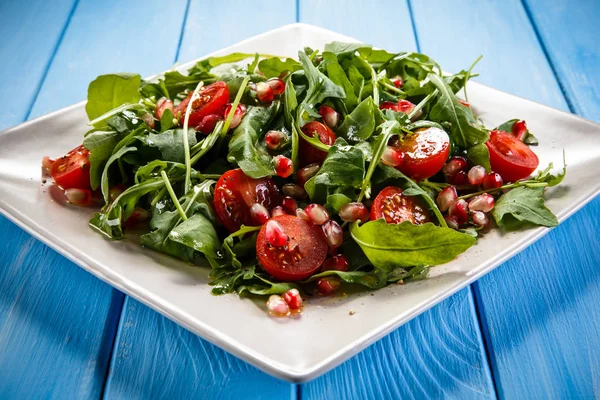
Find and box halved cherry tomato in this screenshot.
[256,215,328,281]
[174,81,229,127]
[485,130,539,182]
[213,169,282,232]
[299,121,336,166]
[390,127,450,181]
[370,186,432,225]
[50,145,91,189]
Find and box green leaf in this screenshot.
[169,213,221,260]
[298,51,345,108]
[491,187,558,229]
[228,103,280,178]
[337,97,376,142]
[302,270,388,289]
[325,193,352,213]
[159,108,176,132]
[101,145,137,201]
[282,74,298,129]
[324,42,370,55]
[258,57,302,78]
[467,143,491,172]
[147,129,197,163]
[85,73,142,120]
[350,220,476,271]
[322,52,358,110]
[83,129,123,190]
[534,157,567,187]
[496,119,539,145]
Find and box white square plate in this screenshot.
[1,24,599,382]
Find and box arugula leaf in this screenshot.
[169,213,220,260]
[324,42,369,55]
[337,97,376,142]
[350,220,476,271]
[491,187,558,229]
[221,225,261,269]
[282,73,298,129]
[322,52,359,110]
[303,270,388,289]
[298,51,345,110]
[101,145,137,201]
[83,129,123,190]
[258,57,302,78]
[467,143,492,172]
[325,193,352,213]
[159,108,176,132]
[85,73,141,120]
[147,129,197,163]
[496,119,539,145]
[534,157,567,187]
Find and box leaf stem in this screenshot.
[150,187,167,207]
[182,81,205,193]
[409,89,438,120]
[160,170,187,221]
[457,180,548,200]
[379,80,406,96]
[222,77,249,133]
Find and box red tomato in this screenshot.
[213,169,282,232]
[50,145,91,189]
[485,130,539,182]
[256,215,328,281]
[391,127,450,181]
[174,81,229,127]
[370,186,433,225]
[299,121,336,166]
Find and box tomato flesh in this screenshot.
[485,130,539,182]
[213,169,282,232]
[50,145,91,190]
[256,215,328,281]
[299,121,336,166]
[370,186,433,225]
[392,127,450,181]
[174,81,229,127]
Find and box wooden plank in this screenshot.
[103,1,297,398]
[410,0,600,398]
[0,0,188,398]
[299,1,496,398]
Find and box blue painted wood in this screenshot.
[299,1,495,398]
[410,0,600,398]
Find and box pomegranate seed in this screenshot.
[296,163,320,187]
[317,277,341,296]
[391,76,403,88]
[322,220,343,249]
[467,165,486,185]
[468,193,495,213]
[322,254,349,272]
[266,78,285,95]
[436,186,458,212]
[379,101,400,112]
[266,295,290,317]
[447,171,469,185]
[282,288,303,310]
[141,113,155,129]
[223,103,247,130]
[397,99,415,114]
[271,206,286,217]
[296,208,311,222]
[471,211,489,228]
[273,155,293,178]
[445,215,460,230]
[109,184,126,202]
[318,105,340,129]
[381,146,403,167]
[42,156,55,173]
[265,220,287,247]
[265,130,287,150]
[282,183,307,199]
[155,97,174,120]
[64,188,92,206]
[256,81,274,103]
[458,99,471,108]
[250,203,270,225]
[512,120,528,141]
[125,207,150,226]
[282,196,298,215]
[482,172,503,190]
[339,202,369,222]
[443,156,468,176]
[196,114,223,134]
[449,199,469,224]
[305,204,329,225]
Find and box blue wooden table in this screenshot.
[1,0,599,398]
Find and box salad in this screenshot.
[43,42,565,317]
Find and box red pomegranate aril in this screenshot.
[482,172,503,190]
[449,199,469,224]
[250,203,270,225]
[271,206,286,217]
[512,120,528,141]
[448,171,469,185]
[64,188,92,206]
[282,288,303,310]
[296,163,320,187]
[318,105,340,129]
[296,208,311,222]
[436,186,458,212]
[468,193,495,213]
[471,211,489,228]
[265,219,287,247]
[467,165,486,186]
[443,156,468,176]
[322,254,349,272]
[317,277,341,296]
[196,114,223,134]
[141,113,155,129]
[265,130,287,150]
[445,215,460,230]
[282,196,298,215]
[109,184,126,202]
[381,146,403,167]
[223,103,246,130]
[266,78,285,95]
[42,156,56,173]
[339,202,370,223]
[322,220,343,249]
[305,204,330,225]
[155,97,174,120]
[266,295,290,317]
[282,183,307,200]
[380,101,400,112]
[391,76,403,88]
[397,99,415,114]
[458,99,471,108]
[256,81,274,103]
[274,155,293,178]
